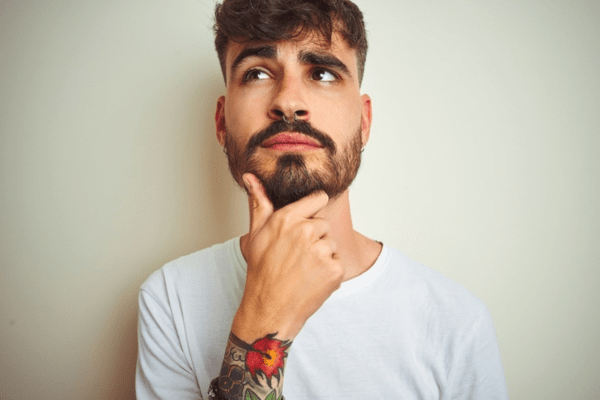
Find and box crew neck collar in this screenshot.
[232,237,389,300]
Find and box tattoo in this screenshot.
[209,332,292,400]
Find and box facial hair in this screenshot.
[224,119,363,210]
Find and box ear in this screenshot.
[215,95,226,147]
[360,94,372,148]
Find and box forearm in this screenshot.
[209,332,291,400]
[207,176,340,399]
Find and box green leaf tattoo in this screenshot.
[245,389,261,400]
[265,391,276,400]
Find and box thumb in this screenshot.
[243,173,273,236]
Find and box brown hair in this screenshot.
[213,0,368,84]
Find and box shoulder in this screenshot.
[382,246,488,325]
[140,237,246,304]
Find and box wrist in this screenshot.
[212,331,292,400]
[231,308,300,343]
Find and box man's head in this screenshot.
[214,0,368,86]
[213,0,371,210]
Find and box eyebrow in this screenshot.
[228,45,353,81]
[230,45,277,77]
[299,50,352,78]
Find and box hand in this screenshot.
[232,173,344,342]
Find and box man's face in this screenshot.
[215,32,372,210]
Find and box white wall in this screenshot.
[0,0,598,399]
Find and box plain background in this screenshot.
[1,0,598,399]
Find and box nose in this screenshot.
[268,74,310,123]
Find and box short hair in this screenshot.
[213,0,368,84]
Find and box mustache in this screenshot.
[244,119,337,159]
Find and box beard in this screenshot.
[225,120,362,210]
[224,119,363,210]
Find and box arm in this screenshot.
[137,288,202,399]
[445,308,509,400]
[208,173,343,400]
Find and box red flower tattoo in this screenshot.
[245,333,291,385]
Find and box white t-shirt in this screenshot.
[136,237,509,399]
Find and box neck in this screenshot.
[241,190,382,282]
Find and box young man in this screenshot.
[136,0,509,399]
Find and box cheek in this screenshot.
[224,95,244,132]
[317,98,362,136]
[225,91,270,133]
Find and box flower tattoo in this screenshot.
[245,334,291,385]
[228,332,291,387]
[212,333,291,399]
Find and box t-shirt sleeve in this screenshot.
[444,306,509,400]
[136,287,203,400]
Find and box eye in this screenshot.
[311,68,338,82]
[243,68,270,82]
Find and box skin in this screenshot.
[212,32,382,399]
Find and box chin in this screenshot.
[250,152,357,210]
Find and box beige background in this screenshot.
[1,0,598,399]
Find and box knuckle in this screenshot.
[278,210,293,225]
[299,223,314,238]
[315,243,331,259]
[272,210,292,228]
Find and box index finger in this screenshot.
[243,173,274,235]
[279,190,329,219]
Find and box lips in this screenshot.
[261,133,323,151]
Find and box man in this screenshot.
[136,0,509,399]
